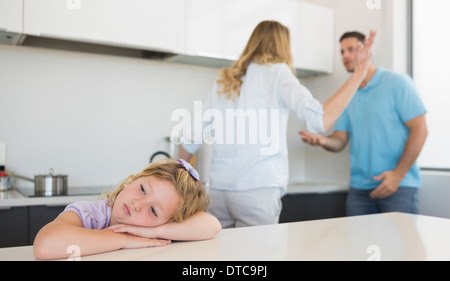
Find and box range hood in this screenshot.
[166,54,329,78]
[0,30,26,45]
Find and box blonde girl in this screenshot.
[34,159,221,260]
[179,20,376,228]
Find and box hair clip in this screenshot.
[177,159,200,181]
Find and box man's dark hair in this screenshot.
[340,31,366,43]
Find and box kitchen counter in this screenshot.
[287,181,349,194]
[0,182,349,208]
[1,212,449,261]
[0,186,110,208]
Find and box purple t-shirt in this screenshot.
[62,199,112,229]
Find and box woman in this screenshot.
[179,21,376,228]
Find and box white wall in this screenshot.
[0,44,217,187]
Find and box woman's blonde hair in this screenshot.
[103,159,210,223]
[217,20,295,99]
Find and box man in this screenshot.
[300,31,428,216]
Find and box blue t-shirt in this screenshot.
[334,67,427,189]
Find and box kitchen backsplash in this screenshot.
[0,43,218,187]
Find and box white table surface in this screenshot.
[1,212,450,261]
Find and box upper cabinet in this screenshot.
[289,1,334,75]
[23,0,186,54]
[0,0,23,33]
[5,0,333,76]
[183,0,334,76]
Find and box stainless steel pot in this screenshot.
[15,168,68,196]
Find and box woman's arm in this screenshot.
[322,30,377,131]
[109,211,222,241]
[178,144,193,162]
[33,211,171,260]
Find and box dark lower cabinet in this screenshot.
[0,206,28,247]
[0,205,65,248]
[280,192,348,223]
[29,205,66,245]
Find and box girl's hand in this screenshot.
[109,224,158,239]
[120,234,171,249]
[106,226,171,249]
[110,211,221,242]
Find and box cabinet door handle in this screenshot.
[0,206,12,210]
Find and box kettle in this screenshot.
[149,136,180,163]
[149,151,171,163]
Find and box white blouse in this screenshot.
[181,62,324,193]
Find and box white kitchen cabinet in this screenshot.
[0,0,23,33]
[289,1,334,75]
[183,0,333,75]
[23,0,186,54]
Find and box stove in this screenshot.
[16,185,111,198]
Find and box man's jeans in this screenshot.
[346,187,419,216]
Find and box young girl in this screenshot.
[179,21,376,228]
[33,159,221,260]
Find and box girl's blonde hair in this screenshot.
[103,159,210,223]
[217,20,295,99]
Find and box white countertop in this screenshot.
[1,212,449,261]
[286,181,349,194]
[0,188,106,208]
[0,182,349,208]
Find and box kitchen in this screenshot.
[1,0,450,262]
